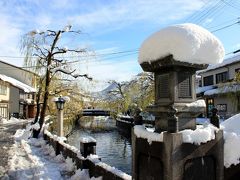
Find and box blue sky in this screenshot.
[0,0,240,91]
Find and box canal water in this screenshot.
[67,128,132,175]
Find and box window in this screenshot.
[216,71,228,84]
[0,84,7,95]
[235,68,240,73]
[156,73,170,98]
[203,75,213,86]
[178,72,192,98]
[199,79,202,87]
[216,104,227,112]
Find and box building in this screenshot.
[0,61,38,119]
[197,54,240,119]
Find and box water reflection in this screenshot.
[67,129,132,175]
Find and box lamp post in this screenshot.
[55,96,66,137]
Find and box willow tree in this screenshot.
[21,25,92,138]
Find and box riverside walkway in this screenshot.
[0,119,29,179]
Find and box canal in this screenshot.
[67,128,132,175]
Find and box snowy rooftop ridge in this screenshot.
[198,53,240,74]
[139,23,225,65]
[204,83,240,96]
[0,74,36,93]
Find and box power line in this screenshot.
[194,1,225,24]
[207,17,239,29]
[0,49,139,59]
[186,0,223,24]
[185,0,216,22]
[211,21,240,32]
[221,0,240,11]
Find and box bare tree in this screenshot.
[21,25,92,138]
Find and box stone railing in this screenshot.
[43,129,131,180]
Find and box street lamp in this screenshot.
[55,96,66,110]
[54,96,67,137]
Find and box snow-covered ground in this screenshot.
[4,112,240,179]
[2,119,101,180]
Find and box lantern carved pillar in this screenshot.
[140,55,207,133]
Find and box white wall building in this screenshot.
[197,54,240,119]
[0,61,38,119]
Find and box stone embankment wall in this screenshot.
[43,129,131,180]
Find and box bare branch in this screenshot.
[72,74,92,80]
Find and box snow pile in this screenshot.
[221,114,240,167]
[185,99,206,108]
[8,123,101,179]
[134,125,163,144]
[181,124,217,145]
[71,169,102,180]
[14,124,33,141]
[52,96,70,102]
[80,137,97,143]
[95,162,131,180]
[1,117,31,125]
[0,74,36,93]
[134,123,217,145]
[139,23,225,65]
[61,157,76,172]
[31,122,40,130]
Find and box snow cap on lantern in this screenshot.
[138,23,225,66]
[138,23,225,133]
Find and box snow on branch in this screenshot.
[51,67,76,74]
[50,67,92,80]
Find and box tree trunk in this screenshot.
[32,84,42,137]
[32,68,51,138]
[32,31,62,138]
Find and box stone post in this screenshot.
[80,137,97,158]
[57,109,64,137]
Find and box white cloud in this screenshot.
[0,0,207,78]
[73,57,142,91]
[68,0,205,33]
[0,13,23,65]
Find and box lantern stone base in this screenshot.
[132,128,224,180]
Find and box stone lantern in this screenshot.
[132,23,224,180]
[140,55,207,133]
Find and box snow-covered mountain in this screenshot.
[92,72,153,101]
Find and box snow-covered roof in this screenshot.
[138,23,225,65]
[204,84,240,96]
[196,85,215,94]
[198,53,240,74]
[0,74,36,93]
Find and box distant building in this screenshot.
[197,54,240,119]
[0,61,38,119]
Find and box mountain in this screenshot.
[92,72,153,102]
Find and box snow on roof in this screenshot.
[204,84,240,96]
[139,23,225,65]
[198,53,240,74]
[0,74,36,93]
[196,85,215,94]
